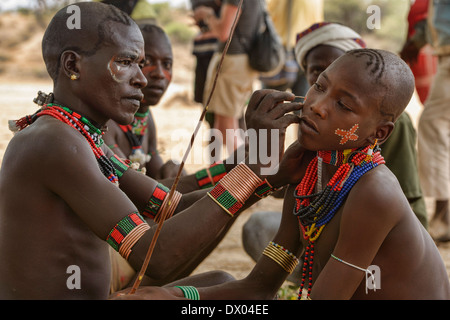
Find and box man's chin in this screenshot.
[115,113,135,126]
[141,98,160,107]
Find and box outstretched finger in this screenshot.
[274,113,301,131]
[255,90,295,114]
[269,101,302,119]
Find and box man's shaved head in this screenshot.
[42,1,136,81]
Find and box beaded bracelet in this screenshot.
[207,183,243,217]
[154,190,182,224]
[207,163,262,217]
[263,241,299,274]
[110,154,130,178]
[254,178,278,198]
[106,212,150,260]
[175,286,200,300]
[195,163,227,189]
[143,183,170,219]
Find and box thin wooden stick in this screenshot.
[128,0,244,295]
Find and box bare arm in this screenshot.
[310,167,403,299]
[194,4,239,42]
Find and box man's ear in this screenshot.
[370,121,394,145]
[60,50,82,80]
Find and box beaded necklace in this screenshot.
[293,143,385,299]
[37,103,119,185]
[131,110,150,137]
[119,109,151,166]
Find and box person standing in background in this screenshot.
[400,0,437,105]
[193,0,262,159]
[414,0,450,241]
[190,0,221,129]
[260,0,323,97]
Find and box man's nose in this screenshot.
[132,65,148,88]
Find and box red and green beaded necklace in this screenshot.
[38,103,119,184]
[12,103,119,185]
[293,143,385,299]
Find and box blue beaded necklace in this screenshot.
[293,143,384,299]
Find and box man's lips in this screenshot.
[143,85,165,94]
[300,116,319,134]
[124,94,144,105]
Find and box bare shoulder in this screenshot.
[344,164,409,228]
[8,116,98,177]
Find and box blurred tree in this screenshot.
[324,0,369,34]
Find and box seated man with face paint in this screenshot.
[124,48,450,300]
[0,2,300,299]
[242,23,428,274]
[101,23,253,293]
[103,24,185,181]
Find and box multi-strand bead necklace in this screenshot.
[37,103,119,185]
[293,143,385,299]
[119,109,151,166]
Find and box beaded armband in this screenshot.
[208,183,243,217]
[143,183,169,219]
[207,163,262,217]
[254,178,278,198]
[195,163,227,189]
[110,154,130,178]
[154,189,182,223]
[143,183,182,222]
[106,212,150,260]
[175,286,200,300]
[263,241,299,274]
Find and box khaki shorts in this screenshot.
[418,55,450,199]
[203,52,258,119]
[109,247,136,294]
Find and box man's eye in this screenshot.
[314,82,324,91]
[338,101,352,112]
[118,59,131,66]
[144,58,152,66]
[163,61,172,70]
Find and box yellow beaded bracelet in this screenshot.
[263,241,299,274]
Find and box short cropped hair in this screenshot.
[42,2,135,82]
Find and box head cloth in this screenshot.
[294,22,366,70]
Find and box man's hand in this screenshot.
[110,286,186,300]
[244,89,301,176]
[268,140,315,187]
